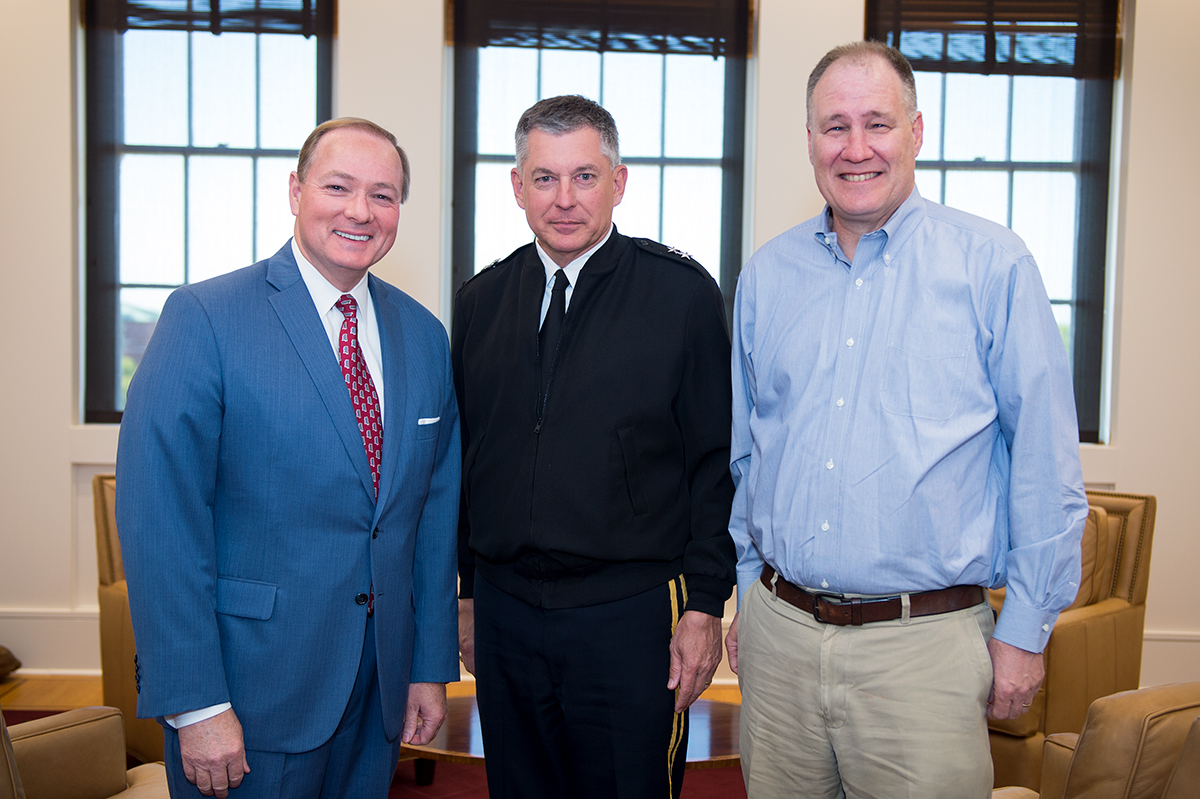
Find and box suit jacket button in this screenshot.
[372,529,378,539]
[355,593,369,605]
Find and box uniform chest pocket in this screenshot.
[880,328,971,420]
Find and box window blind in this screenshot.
[454,0,748,58]
[87,0,332,37]
[865,0,1119,78]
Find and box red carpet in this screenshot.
[4,711,744,798]
[1,709,60,726]
[389,759,746,798]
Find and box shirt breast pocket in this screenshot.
[880,328,971,420]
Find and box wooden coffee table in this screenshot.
[400,695,740,784]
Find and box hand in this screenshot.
[725,612,739,675]
[667,610,723,713]
[176,708,250,798]
[986,638,1045,720]
[403,682,448,746]
[458,598,475,676]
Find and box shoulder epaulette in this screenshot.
[631,237,710,274]
[460,244,529,288]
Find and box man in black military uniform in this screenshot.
[452,95,736,799]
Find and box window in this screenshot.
[84,0,333,422]
[867,0,1120,443]
[451,0,750,320]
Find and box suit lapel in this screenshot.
[266,247,377,500]
[370,276,407,519]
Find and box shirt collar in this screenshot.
[535,223,614,288]
[291,238,371,315]
[813,187,926,259]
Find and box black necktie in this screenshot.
[539,269,569,403]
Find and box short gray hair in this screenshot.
[514,95,621,171]
[806,41,919,126]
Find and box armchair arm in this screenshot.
[112,763,169,798]
[7,707,128,799]
[991,789,1038,798]
[1038,732,1078,799]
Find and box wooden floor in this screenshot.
[0,674,103,711]
[1,674,740,712]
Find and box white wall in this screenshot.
[1,0,1195,685]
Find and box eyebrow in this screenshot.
[820,109,897,125]
[530,164,602,175]
[319,171,399,193]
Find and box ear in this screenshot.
[288,172,302,217]
[511,168,527,210]
[807,125,815,165]
[611,164,629,207]
[911,112,924,159]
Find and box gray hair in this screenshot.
[514,95,621,171]
[806,41,919,126]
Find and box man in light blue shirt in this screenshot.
[726,42,1087,798]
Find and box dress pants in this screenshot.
[738,577,995,799]
[162,614,402,799]
[473,572,689,799]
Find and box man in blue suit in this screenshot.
[116,118,460,799]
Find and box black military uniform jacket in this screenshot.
[452,228,736,616]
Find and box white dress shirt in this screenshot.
[535,224,614,326]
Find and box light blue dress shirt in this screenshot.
[730,189,1088,653]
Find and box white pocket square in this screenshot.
[417,417,440,425]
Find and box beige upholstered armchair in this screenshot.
[1,706,168,799]
[94,475,164,765]
[989,490,1158,789]
[992,682,1200,799]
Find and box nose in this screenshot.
[344,191,372,222]
[554,180,575,209]
[842,128,873,162]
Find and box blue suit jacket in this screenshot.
[116,242,460,753]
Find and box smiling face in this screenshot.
[807,54,923,253]
[289,127,404,291]
[511,126,628,268]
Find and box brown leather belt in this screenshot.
[760,565,985,626]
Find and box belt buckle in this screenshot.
[810,591,845,624]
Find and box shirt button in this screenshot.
[824,236,831,245]
[1042,624,1050,632]
[821,521,830,531]
[836,398,845,407]
[855,278,863,287]
[846,338,854,347]
[821,580,829,589]
[884,253,892,263]
[826,460,834,470]
[355,593,369,605]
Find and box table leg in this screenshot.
[414,758,437,786]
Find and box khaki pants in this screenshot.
[738,577,995,799]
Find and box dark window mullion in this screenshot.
[121,145,298,157]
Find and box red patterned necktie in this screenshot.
[335,295,382,499]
